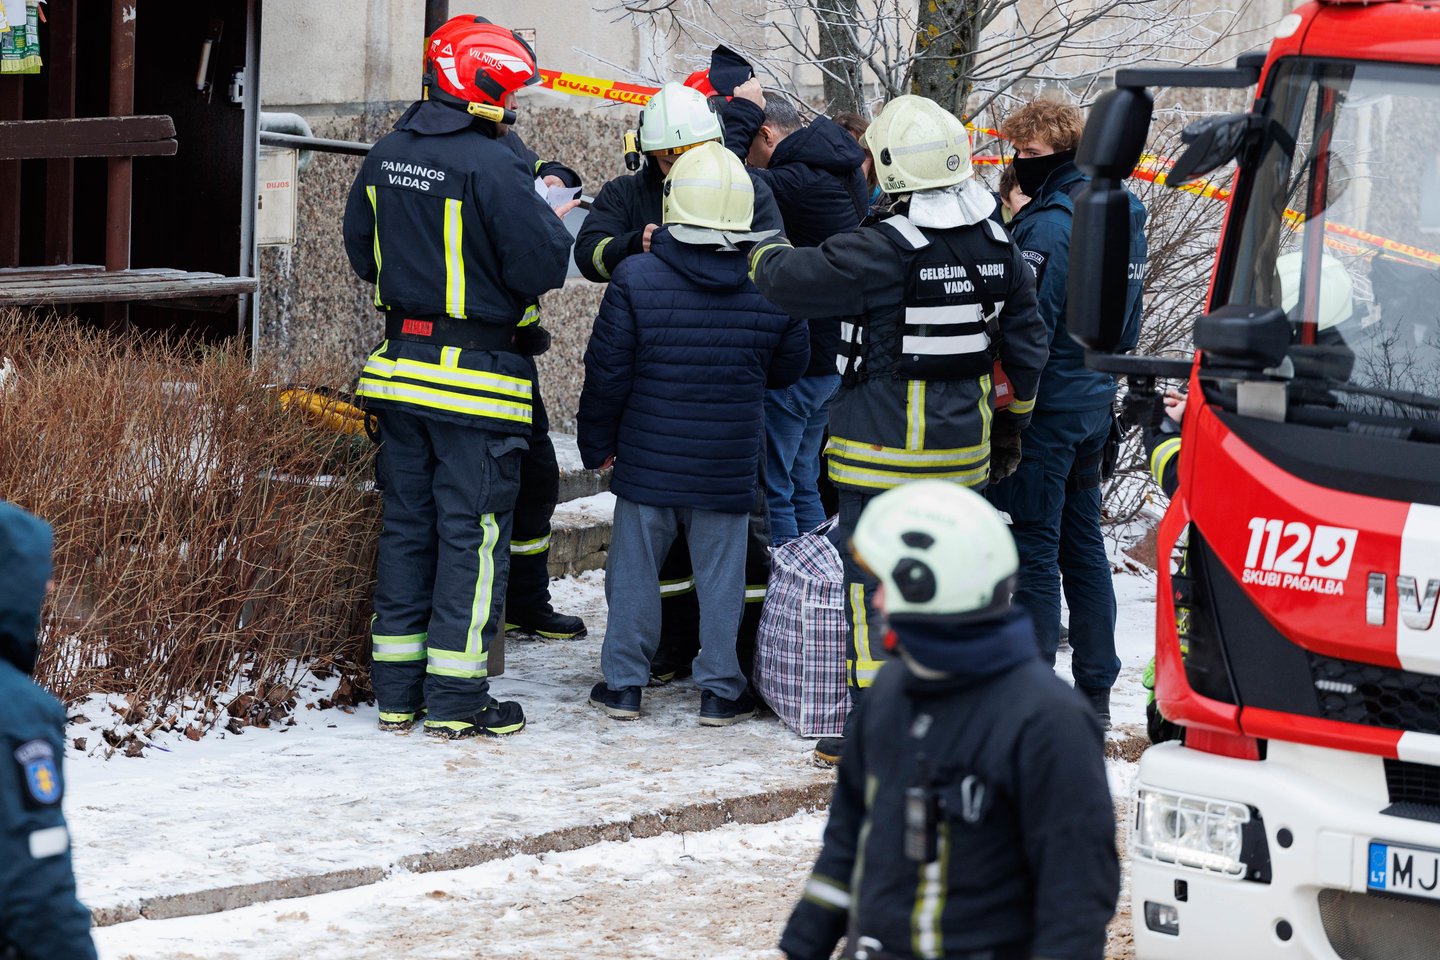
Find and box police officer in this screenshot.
[985,99,1148,729]
[748,95,1049,766]
[0,502,98,960]
[342,15,573,739]
[778,482,1118,960]
[574,82,785,684]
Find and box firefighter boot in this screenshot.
[505,605,588,641]
[424,700,527,739]
[377,709,425,733]
[813,737,845,768]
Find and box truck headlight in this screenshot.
[1134,788,1271,881]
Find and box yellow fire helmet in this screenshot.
[662,141,756,234]
[864,94,973,195]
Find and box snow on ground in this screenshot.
[95,814,825,960]
[64,570,831,916]
[71,564,1159,958]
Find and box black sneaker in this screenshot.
[588,682,642,720]
[505,607,587,641]
[377,708,424,733]
[1078,685,1112,730]
[424,700,527,739]
[699,688,757,727]
[813,736,845,767]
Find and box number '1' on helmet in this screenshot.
[851,480,1017,624]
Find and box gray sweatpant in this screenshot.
[603,497,749,701]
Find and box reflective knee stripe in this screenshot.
[1150,436,1182,487]
[659,577,696,597]
[591,237,614,279]
[511,533,551,556]
[744,583,767,604]
[911,822,951,959]
[1009,394,1035,415]
[906,380,926,450]
[802,874,851,911]
[372,631,427,663]
[849,582,879,688]
[444,197,466,319]
[518,303,541,328]
[427,513,500,680]
[366,186,382,307]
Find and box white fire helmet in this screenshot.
[864,94,974,195]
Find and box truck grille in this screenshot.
[1318,889,1440,960]
[1310,654,1440,735]
[1386,759,1440,809]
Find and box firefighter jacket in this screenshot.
[779,615,1119,960]
[1145,419,1181,497]
[750,211,1047,492]
[1010,162,1147,413]
[0,504,97,960]
[342,101,573,433]
[573,159,784,283]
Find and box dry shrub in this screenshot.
[0,311,379,733]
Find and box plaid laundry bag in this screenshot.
[754,518,851,737]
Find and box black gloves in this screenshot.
[990,417,1023,482]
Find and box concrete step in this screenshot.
[548,432,612,578]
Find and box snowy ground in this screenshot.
[76,564,1159,960]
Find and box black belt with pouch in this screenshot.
[385,315,551,356]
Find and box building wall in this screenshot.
[255,0,1296,431]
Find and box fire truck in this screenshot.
[1071,2,1440,957]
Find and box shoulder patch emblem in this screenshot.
[15,739,61,807]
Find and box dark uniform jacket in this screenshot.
[1010,161,1147,412]
[749,208,1048,492]
[780,616,1118,960]
[342,101,573,433]
[0,504,96,960]
[577,229,809,513]
[573,159,784,284]
[723,99,868,377]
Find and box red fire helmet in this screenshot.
[426,17,540,107]
[683,68,719,99]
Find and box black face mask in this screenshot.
[1012,149,1077,199]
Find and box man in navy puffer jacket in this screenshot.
[579,143,809,725]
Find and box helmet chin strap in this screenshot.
[423,78,517,125]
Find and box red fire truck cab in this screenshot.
[1072,2,1440,957]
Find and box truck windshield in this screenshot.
[1225,58,1440,418]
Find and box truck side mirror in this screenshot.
[1069,86,1153,353]
[1194,304,1290,370]
[1168,113,1250,186]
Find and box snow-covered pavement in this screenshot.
[71,565,1159,958]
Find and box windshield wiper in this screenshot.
[1295,378,1440,412]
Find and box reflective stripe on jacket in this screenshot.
[356,340,535,432]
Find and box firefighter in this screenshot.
[342,15,573,739]
[574,82,785,684]
[778,481,1118,960]
[748,95,1049,766]
[0,502,98,960]
[497,133,589,643]
[984,99,1148,729]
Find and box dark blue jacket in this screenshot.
[342,100,572,323]
[0,503,97,960]
[1009,161,1147,411]
[724,100,868,377]
[577,229,810,512]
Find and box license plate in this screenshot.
[1368,842,1440,899]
